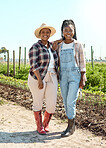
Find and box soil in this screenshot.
[0,98,106,148]
[0,83,106,147]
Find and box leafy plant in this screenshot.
[0,74,29,90]
[84,63,106,93]
[0,62,106,93]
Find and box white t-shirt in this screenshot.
[48,48,55,70]
[62,42,74,49]
[61,41,78,66]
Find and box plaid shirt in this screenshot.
[29,40,58,80]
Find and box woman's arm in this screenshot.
[79,44,86,88]
[29,45,43,89]
[52,38,63,50]
[33,70,44,89]
[79,72,85,88]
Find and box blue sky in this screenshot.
[0,0,106,60]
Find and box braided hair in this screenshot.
[61,19,77,40]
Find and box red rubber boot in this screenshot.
[43,111,53,132]
[34,111,46,135]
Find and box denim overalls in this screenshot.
[60,42,81,119]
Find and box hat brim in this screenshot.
[34,26,56,38]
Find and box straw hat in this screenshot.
[34,23,56,38]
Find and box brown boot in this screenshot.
[43,111,53,132]
[61,118,75,137]
[34,111,46,135]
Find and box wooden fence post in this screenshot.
[91,46,94,69]
[24,47,26,65]
[13,50,15,76]
[19,46,21,70]
[7,50,9,76]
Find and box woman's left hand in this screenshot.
[79,72,85,89]
[79,79,85,89]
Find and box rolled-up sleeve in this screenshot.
[29,46,40,71]
[79,44,86,72]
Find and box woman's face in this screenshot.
[63,25,74,40]
[40,28,51,41]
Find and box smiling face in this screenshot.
[63,25,74,40]
[40,28,51,41]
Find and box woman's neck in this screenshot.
[41,40,50,48]
[41,40,48,46]
[64,39,74,44]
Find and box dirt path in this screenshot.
[0,98,106,148]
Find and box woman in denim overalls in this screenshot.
[53,19,86,137]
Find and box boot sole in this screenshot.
[37,131,46,135]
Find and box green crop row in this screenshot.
[0,62,106,93]
[0,74,105,107]
[0,63,30,80]
[84,63,106,93]
[0,73,29,90]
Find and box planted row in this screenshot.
[0,62,106,92]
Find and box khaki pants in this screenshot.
[28,71,58,113]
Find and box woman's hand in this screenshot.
[52,38,63,50]
[52,41,59,50]
[79,79,84,89]
[33,70,44,89]
[38,79,44,89]
[79,72,85,89]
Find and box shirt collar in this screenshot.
[59,39,79,46]
[38,40,52,48]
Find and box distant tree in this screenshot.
[0,47,7,53]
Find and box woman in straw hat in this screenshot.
[28,23,58,135]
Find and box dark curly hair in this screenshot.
[61,19,77,40]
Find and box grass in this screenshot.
[0,99,7,105]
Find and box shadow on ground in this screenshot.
[0,131,62,143]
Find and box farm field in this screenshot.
[0,62,106,138]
